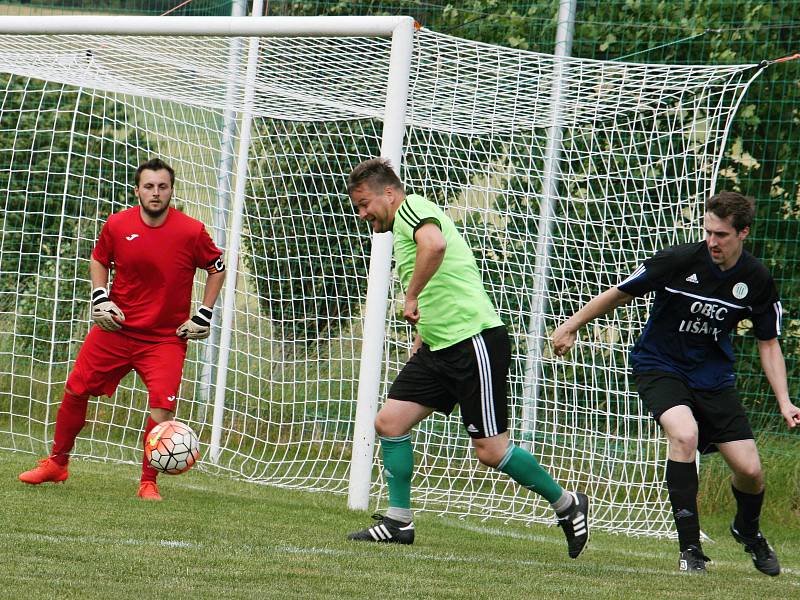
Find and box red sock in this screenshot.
[141,417,159,483]
[51,391,89,466]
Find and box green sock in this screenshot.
[380,434,413,510]
[497,443,563,503]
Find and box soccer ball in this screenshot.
[144,420,200,475]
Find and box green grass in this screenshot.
[2,451,798,599]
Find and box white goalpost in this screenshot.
[0,15,762,537]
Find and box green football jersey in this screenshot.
[392,194,503,350]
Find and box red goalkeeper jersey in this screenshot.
[92,206,222,342]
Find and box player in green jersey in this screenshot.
[345,157,589,558]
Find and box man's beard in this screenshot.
[140,200,169,219]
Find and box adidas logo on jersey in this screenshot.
[685,273,699,284]
[466,424,479,433]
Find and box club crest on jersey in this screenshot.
[732,282,748,299]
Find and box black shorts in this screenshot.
[633,370,754,454]
[388,325,510,439]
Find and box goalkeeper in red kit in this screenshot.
[19,158,226,501]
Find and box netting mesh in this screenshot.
[0,25,760,536]
[265,0,800,449]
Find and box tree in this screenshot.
[242,119,379,344]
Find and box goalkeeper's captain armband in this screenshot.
[206,257,225,275]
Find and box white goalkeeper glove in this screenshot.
[91,287,125,331]
[176,305,213,340]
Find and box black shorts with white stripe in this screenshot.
[388,325,510,439]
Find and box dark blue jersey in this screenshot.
[617,241,782,391]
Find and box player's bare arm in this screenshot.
[756,337,800,428]
[403,223,446,325]
[89,256,110,290]
[552,286,633,356]
[89,257,125,331]
[202,269,226,308]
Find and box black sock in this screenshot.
[666,459,701,552]
[732,484,764,538]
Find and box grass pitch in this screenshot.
[2,451,797,599]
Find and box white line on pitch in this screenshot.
[4,530,795,584]
[0,531,199,549]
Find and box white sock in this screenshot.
[552,490,574,516]
[386,507,413,523]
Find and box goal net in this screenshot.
[0,18,761,537]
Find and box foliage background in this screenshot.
[0,77,154,365]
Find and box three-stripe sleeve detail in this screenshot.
[397,201,422,230]
[618,264,645,287]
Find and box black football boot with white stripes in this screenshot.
[348,513,415,545]
[558,492,590,558]
[730,523,780,576]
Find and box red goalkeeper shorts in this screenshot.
[66,326,187,411]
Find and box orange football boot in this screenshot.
[137,481,162,501]
[19,457,69,484]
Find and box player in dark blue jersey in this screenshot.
[552,191,799,576]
